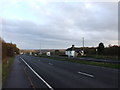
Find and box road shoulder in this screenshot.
[2,55,31,88]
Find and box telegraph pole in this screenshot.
[39,42,41,55]
[83,37,84,51]
[40,42,41,51]
[82,37,84,55]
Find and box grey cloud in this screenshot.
[2,2,118,49]
[55,2,117,32]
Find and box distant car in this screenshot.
[46,52,51,56]
[34,54,37,56]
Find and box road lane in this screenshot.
[3,55,31,88]
[20,57,54,90]
[20,55,118,88]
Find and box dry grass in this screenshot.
[2,57,14,81]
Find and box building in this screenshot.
[29,52,32,55]
[65,45,82,57]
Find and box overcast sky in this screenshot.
[0,0,118,49]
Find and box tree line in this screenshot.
[52,42,119,56]
[44,42,119,57]
[1,38,19,60]
[84,42,119,56]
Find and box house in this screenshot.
[65,45,83,57]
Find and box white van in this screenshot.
[46,52,51,56]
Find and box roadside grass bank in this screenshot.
[78,55,118,61]
[38,55,120,69]
[2,57,14,81]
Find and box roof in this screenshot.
[66,46,81,53]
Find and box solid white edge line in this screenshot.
[20,57,54,90]
[78,71,94,77]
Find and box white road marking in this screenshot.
[38,60,41,61]
[78,71,94,78]
[48,63,53,65]
[20,57,54,90]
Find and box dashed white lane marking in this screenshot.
[48,63,53,65]
[78,71,94,78]
[20,57,54,90]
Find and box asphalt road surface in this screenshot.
[3,55,119,89]
[19,55,119,89]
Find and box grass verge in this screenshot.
[78,55,118,60]
[38,55,120,69]
[2,57,14,81]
